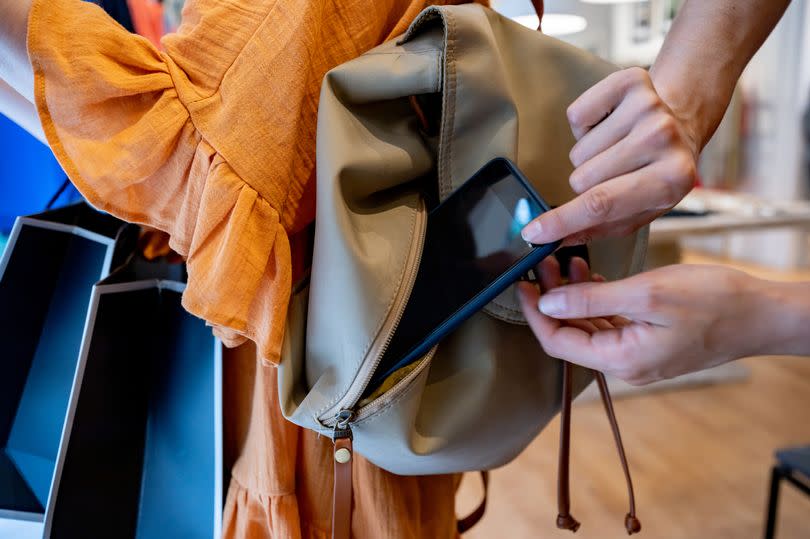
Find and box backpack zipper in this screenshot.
[332,409,355,440]
[320,196,428,429]
[329,341,438,435]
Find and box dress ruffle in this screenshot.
[223,477,329,539]
[28,0,291,363]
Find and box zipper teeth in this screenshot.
[321,197,428,426]
[352,345,437,422]
[354,199,428,394]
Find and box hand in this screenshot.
[524,254,628,338]
[517,263,793,385]
[521,67,699,246]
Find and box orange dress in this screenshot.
[27,0,482,537]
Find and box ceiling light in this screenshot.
[512,13,588,36]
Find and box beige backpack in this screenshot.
[277,4,647,537]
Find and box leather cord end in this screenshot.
[557,514,581,532]
[624,514,641,535]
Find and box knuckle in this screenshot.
[724,269,747,293]
[640,282,665,311]
[609,360,637,383]
[616,222,641,237]
[569,145,584,168]
[668,152,698,188]
[651,115,679,145]
[575,231,593,245]
[655,156,697,210]
[545,207,567,235]
[622,68,639,83]
[579,288,596,316]
[567,103,583,130]
[542,340,562,359]
[584,187,613,220]
[624,67,651,89]
[638,89,662,113]
[656,179,683,211]
[569,167,589,193]
[611,356,648,384]
[624,373,652,387]
[565,230,592,247]
[567,288,588,315]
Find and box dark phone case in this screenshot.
[365,158,561,394]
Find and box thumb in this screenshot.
[538,276,659,322]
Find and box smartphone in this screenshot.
[363,157,560,396]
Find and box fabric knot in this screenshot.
[557,513,581,532]
[625,514,642,535]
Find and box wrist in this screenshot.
[648,67,713,156]
[745,278,810,357]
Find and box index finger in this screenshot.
[567,68,648,140]
[521,162,676,244]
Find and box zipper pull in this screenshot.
[333,409,354,441]
[332,410,354,539]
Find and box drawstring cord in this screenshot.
[529,0,545,31]
[557,360,581,532]
[595,371,642,534]
[557,363,642,535]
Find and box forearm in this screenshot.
[649,0,790,150]
[0,78,45,143]
[747,278,810,358]
[0,0,35,101]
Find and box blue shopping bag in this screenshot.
[0,203,137,533]
[44,256,224,539]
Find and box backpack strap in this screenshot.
[457,471,490,533]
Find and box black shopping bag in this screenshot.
[44,256,224,539]
[0,202,137,530]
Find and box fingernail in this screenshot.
[539,292,566,316]
[521,219,543,243]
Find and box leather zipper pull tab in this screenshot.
[332,410,354,539]
[594,371,641,535]
[557,360,580,532]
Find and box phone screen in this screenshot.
[368,158,552,391]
